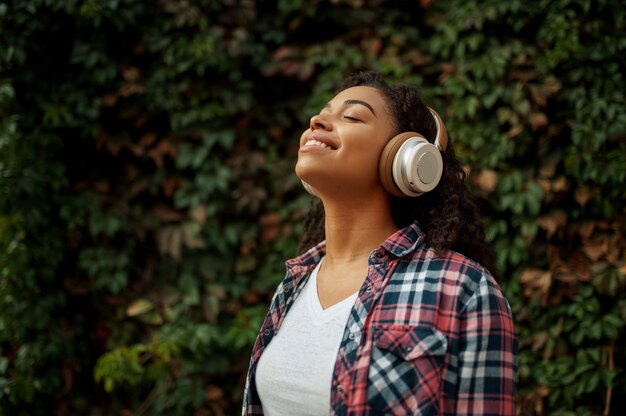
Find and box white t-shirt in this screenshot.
[255,259,358,415]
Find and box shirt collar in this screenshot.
[287,221,425,268]
[380,221,425,258]
[285,240,326,270]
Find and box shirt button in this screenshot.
[336,385,344,393]
[348,332,356,340]
[264,328,271,336]
[366,286,372,293]
[282,284,290,292]
[406,346,413,352]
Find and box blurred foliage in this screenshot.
[0,0,624,414]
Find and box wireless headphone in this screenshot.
[379,107,448,197]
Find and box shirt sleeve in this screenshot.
[449,272,518,415]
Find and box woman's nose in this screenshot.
[310,114,330,131]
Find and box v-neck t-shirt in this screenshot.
[255,258,358,415]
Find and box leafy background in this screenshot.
[1,0,625,415]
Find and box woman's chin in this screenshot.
[294,160,323,182]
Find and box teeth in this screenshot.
[306,139,330,149]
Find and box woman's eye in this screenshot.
[344,115,361,122]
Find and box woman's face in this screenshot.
[295,86,397,197]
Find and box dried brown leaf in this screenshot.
[190,204,207,225]
[606,236,621,264]
[570,251,592,282]
[273,46,295,60]
[530,112,548,130]
[206,385,224,401]
[584,238,607,261]
[153,203,184,222]
[162,175,182,197]
[529,85,547,108]
[519,268,552,302]
[139,133,157,147]
[127,298,154,317]
[121,66,140,81]
[552,177,567,193]
[259,212,281,243]
[577,222,595,240]
[507,124,524,138]
[158,226,182,259]
[575,186,593,206]
[537,211,567,238]
[93,181,110,194]
[101,94,117,107]
[473,170,498,194]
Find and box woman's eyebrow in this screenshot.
[323,99,377,117]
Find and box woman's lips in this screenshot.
[300,134,338,151]
[304,139,333,149]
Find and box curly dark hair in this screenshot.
[297,71,496,276]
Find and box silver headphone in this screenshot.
[378,108,448,197]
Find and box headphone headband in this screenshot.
[428,107,448,152]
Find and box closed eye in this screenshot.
[344,115,361,122]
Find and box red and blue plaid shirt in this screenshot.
[242,222,517,415]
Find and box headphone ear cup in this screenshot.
[379,131,444,197]
[379,132,421,197]
[401,140,443,195]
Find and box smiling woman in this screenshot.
[242,71,517,415]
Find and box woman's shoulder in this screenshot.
[392,244,501,299]
[399,242,489,274]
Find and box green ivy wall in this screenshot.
[1,0,625,414]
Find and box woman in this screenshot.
[242,71,517,415]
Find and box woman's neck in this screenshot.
[321,195,398,266]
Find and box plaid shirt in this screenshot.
[242,222,517,415]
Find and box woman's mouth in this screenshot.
[304,139,335,149]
